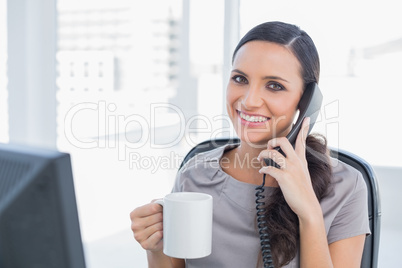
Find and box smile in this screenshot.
[238,110,269,123]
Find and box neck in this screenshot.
[222,141,278,187]
[236,141,266,160]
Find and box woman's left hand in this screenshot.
[257,117,322,220]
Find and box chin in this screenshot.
[237,132,270,149]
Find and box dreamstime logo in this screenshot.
[62,100,340,170]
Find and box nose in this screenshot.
[242,84,263,109]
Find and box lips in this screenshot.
[237,110,269,123]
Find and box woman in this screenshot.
[130,21,370,267]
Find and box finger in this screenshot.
[138,225,164,251]
[295,117,310,157]
[132,211,163,232]
[259,165,284,181]
[132,213,164,243]
[135,219,163,241]
[257,147,284,160]
[131,203,164,240]
[257,149,286,168]
[131,202,163,220]
[146,230,164,250]
[267,137,295,159]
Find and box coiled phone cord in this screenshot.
[255,173,274,268]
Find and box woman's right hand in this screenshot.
[130,201,164,252]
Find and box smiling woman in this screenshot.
[130,21,370,268]
[3,0,396,267]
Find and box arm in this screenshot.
[298,172,367,267]
[146,251,172,268]
[146,251,185,268]
[299,213,365,268]
[258,118,334,267]
[258,118,367,267]
[329,235,366,268]
[298,207,333,268]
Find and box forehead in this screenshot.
[233,41,302,80]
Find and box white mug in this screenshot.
[155,192,213,259]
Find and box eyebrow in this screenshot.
[231,69,290,83]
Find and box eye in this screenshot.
[267,82,285,91]
[232,75,248,84]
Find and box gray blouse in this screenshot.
[172,144,371,268]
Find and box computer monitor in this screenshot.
[0,143,86,268]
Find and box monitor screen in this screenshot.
[0,143,86,268]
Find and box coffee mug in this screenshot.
[155,192,213,259]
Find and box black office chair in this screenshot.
[179,138,381,268]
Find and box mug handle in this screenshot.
[154,198,164,207]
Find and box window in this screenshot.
[0,0,7,143]
[56,0,183,244]
[55,0,225,247]
[239,0,402,167]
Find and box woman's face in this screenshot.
[226,41,304,147]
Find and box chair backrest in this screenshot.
[180,138,381,268]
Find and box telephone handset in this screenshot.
[255,83,323,268]
[263,83,323,168]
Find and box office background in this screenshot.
[1,0,401,266]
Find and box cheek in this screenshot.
[226,86,239,111]
[269,97,299,119]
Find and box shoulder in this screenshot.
[321,156,368,224]
[180,145,224,172]
[173,143,239,192]
[329,156,367,196]
[323,156,371,243]
[179,143,239,173]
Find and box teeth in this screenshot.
[239,112,268,122]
